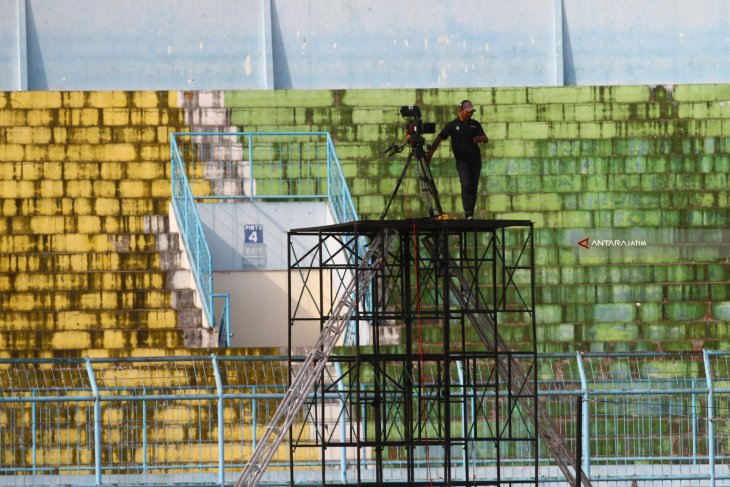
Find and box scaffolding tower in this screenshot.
[282,218,540,487]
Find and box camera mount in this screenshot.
[380,106,443,220]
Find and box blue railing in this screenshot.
[2,352,730,486]
[172,131,356,215]
[171,132,364,345]
[170,135,230,343]
[325,134,359,223]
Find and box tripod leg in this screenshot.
[416,155,443,217]
[380,152,414,220]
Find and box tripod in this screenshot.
[380,139,444,220]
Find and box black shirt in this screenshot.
[437,118,486,162]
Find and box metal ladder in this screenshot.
[234,229,396,487]
[423,235,592,487]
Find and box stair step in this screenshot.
[1,345,281,359]
[0,197,172,216]
[0,143,172,163]
[0,178,173,199]
[0,250,181,272]
[0,289,196,311]
[0,233,180,253]
[178,90,226,109]
[0,270,180,291]
[182,108,231,126]
[0,328,187,352]
[0,215,170,235]
[0,309,180,330]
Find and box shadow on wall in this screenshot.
[25,2,48,90]
[271,1,292,90]
[217,269,325,349]
[561,0,576,85]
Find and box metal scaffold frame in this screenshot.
[283,219,542,487]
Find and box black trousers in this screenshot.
[456,158,482,217]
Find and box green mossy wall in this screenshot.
[225,85,730,353]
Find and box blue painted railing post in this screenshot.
[456,360,467,479]
[576,352,590,480]
[691,378,698,465]
[252,386,258,452]
[142,387,148,474]
[361,383,367,465]
[85,358,102,485]
[212,355,226,486]
[703,350,715,487]
[247,134,254,200]
[31,390,37,476]
[334,362,347,483]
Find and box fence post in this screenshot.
[692,378,698,465]
[326,135,332,206]
[142,386,148,474]
[576,352,590,480]
[31,390,37,476]
[247,134,254,200]
[575,396,583,487]
[84,357,102,486]
[334,362,347,483]
[252,386,257,452]
[703,350,715,487]
[456,360,467,479]
[212,354,225,486]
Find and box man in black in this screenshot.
[425,100,489,219]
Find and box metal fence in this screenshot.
[2,352,730,486]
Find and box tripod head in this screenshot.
[400,105,435,159]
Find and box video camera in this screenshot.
[385,105,435,158]
[400,105,435,150]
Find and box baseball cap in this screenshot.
[459,100,476,112]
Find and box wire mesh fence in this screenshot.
[2,352,730,486]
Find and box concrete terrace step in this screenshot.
[0,250,181,272]
[0,161,172,181]
[0,232,179,253]
[0,197,173,217]
[16,345,280,359]
[221,84,730,110]
[0,328,188,354]
[0,270,187,292]
[0,215,172,235]
[0,124,179,147]
[0,179,173,199]
[0,144,171,163]
[226,100,730,127]
[534,262,730,282]
[1,90,179,109]
[535,282,730,304]
[0,308,181,330]
[0,107,183,128]
[0,289,192,312]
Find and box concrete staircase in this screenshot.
[177,91,255,199]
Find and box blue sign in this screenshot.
[244,224,264,244]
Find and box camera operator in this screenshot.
[425,100,489,220]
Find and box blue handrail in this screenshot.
[171,132,363,346]
[170,135,230,341]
